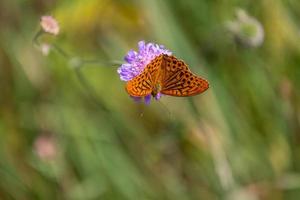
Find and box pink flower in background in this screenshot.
[34,134,57,161]
[40,16,59,35]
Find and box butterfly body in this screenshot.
[151,83,162,97]
[125,54,209,98]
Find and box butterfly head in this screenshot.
[151,83,162,98]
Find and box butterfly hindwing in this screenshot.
[160,55,209,96]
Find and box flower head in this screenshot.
[118,41,172,104]
[226,9,264,47]
[40,16,59,35]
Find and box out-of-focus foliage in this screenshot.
[1,0,300,199]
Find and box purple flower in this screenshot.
[118,41,172,104]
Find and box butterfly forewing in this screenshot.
[125,55,163,97]
[160,55,209,96]
[126,71,152,97]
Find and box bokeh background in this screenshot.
[1,0,300,199]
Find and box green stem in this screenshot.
[52,43,70,59]
[32,29,44,46]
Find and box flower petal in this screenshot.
[40,16,59,35]
[144,95,152,105]
[138,41,146,51]
[155,93,162,100]
[124,50,137,63]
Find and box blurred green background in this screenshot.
[1,0,300,199]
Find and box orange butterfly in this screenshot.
[126,54,209,98]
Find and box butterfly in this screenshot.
[126,54,209,98]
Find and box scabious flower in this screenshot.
[226,9,264,47]
[40,16,59,35]
[118,41,172,104]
